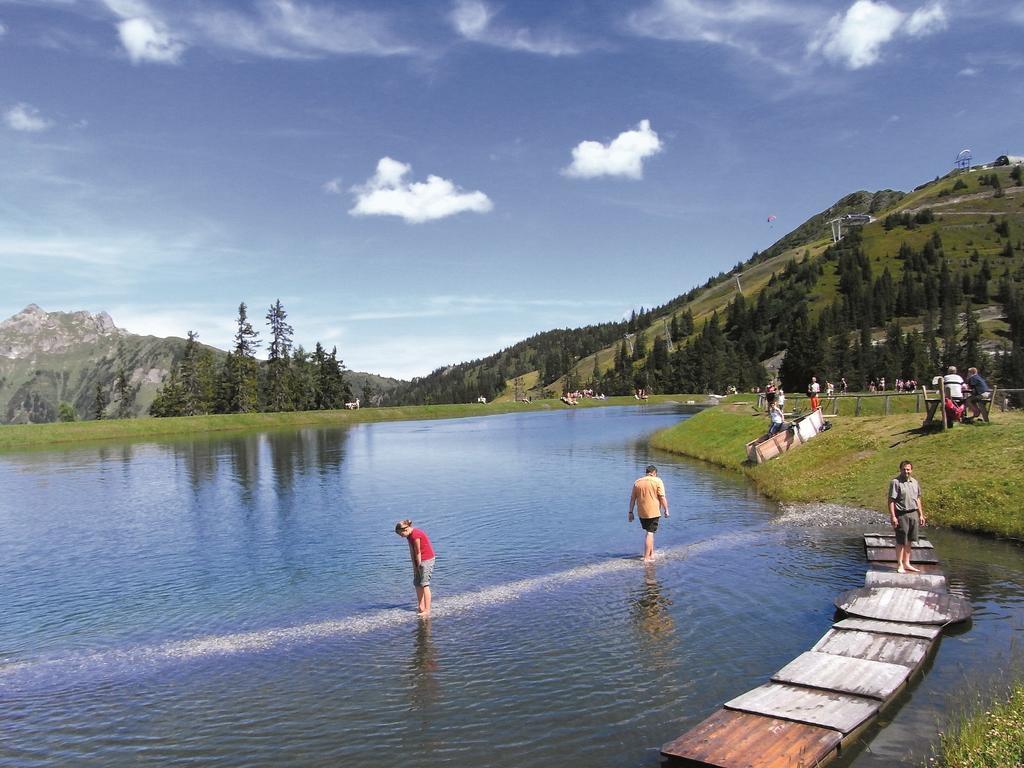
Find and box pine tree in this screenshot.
[114,365,134,419]
[92,382,108,420]
[960,300,985,374]
[264,299,294,412]
[149,368,186,417]
[58,402,76,422]
[223,303,261,413]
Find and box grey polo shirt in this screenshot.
[889,476,920,514]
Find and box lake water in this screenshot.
[1,405,1022,767]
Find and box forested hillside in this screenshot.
[393,164,1024,403]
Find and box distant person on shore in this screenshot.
[888,460,926,574]
[767,393,785,435]
[840,377,848,394]
[808,376,820,411]
[628,465,669,562]
[965,366,992,420]
[395,519,436,616]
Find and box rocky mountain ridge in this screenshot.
[0,304,122,358]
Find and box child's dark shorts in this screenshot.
[639,516,660,533]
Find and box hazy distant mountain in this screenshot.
[0,305,403,424]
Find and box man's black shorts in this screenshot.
[640,516,660,533]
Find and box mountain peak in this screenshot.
[0,305,125,359]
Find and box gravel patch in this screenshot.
[774,502,889,528]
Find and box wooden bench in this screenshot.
[920,385,946,429]
[967,386,997,423]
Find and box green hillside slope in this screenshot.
[394,162,1024,404]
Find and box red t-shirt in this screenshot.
[408,529,435,561]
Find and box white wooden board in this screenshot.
[833,617,942,640]
[725,682,879,734]
[812,628,931,668]
[771,651,910,700]
[864,534,933,549]
[865,570,947,592]
[836,587,972,625]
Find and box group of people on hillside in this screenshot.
[395,456,931,616]
[561,389,607,405]
[940,365,992,425]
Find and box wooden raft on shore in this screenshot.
[661,533,972,768]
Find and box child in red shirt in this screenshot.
[395,519,436,616]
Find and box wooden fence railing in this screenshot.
[754,389,1023,418]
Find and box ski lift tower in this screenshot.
[954,148,972,172]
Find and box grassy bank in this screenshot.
[0,394,695,452]
[937,683,1024,767]
[651,402,1024,539]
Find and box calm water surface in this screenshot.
[1,405,1022,767]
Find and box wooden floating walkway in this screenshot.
[661,533,971,767]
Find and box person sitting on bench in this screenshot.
[964,366,991,420]
[943,366,966,426]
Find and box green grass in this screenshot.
[651,402,1024,539]
[936,683,1024,767]
[0,394,696,452]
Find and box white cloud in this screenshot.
[100,0,185,63]
[809,1,948,69]
[116,17,184,63]
[192,0,412,59]
[349,157,493,224]
[450,0,585,56]
[322,177,344,194]
[562,120,663,180]
[4,103,53,132]
[809,1,904,69]
[0,21,7,39]
[958,66,979,76]
[628,0,794,46]
[906,2,947,37]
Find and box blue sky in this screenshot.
[1,0,1021,379]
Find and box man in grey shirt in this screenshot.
[888,460,927,573]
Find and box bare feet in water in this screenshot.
[905,564,921,572]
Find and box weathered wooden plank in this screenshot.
[832,617,942,639]
[864,535,934,549]
[725,683,879,734]
[865,570,946,592]
[661,709,842,768]
[867,532,931,541]
[812,628,931,668]
[835,586,972,625]
[771,651,910,700]
[866,547,940,564]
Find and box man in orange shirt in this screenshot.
[628,465,669,562]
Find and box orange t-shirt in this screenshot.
[632,475,666,519]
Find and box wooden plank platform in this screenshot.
[662,534,969,766]
[660,708,843,768]
[864,535,933,549]
[866,547,940,564]
[812,628,931,668]
[865,570,946,592]
[772,651,910,700]
[725,682,879,733]
[835,586,972,625]
[832,617,942,640]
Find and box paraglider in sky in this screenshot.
[767,214,777,228]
